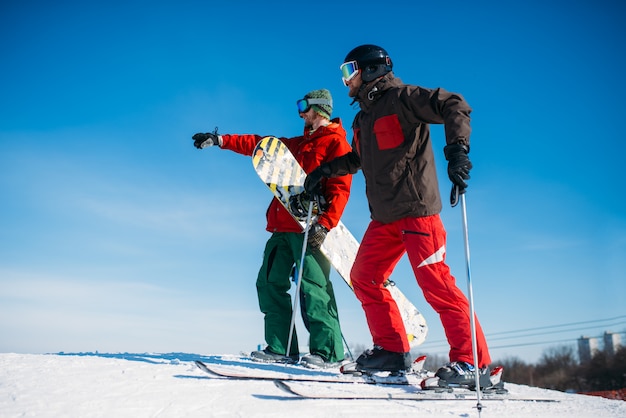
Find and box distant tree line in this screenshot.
[496,345,626,393]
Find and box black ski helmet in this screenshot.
[343,44,393,83]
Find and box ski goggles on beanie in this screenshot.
[296,97,332,113]
[340,60,359,85]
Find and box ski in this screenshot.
[195,359,558,402]
[194,360,424,385]
[419,365,507,392]
[273,380,559,402]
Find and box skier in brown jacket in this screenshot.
[305,45,493,388]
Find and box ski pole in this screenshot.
[285,200,315,358]
[292,251,355,362]
[454,185,483,414]
[342,333,354,362]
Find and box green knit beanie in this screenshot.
[304,89,333,120]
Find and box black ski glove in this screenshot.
[304,164,332,195]
[289,191,329,221]
[444,143,472,193]
[307,223,328,250]
[192,132,221,149]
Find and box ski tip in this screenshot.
[411,355,427,372]
[490,365,504,376]
[194,360,210,373]
[339,362,361,375]
[413,354,427,364]
[420,376,440,390]
[490,365,504,385]
[274,379,299,396]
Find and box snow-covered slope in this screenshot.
[1,353,624,417]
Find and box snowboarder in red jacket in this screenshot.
[193,89,352,368]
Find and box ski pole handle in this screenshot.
[450,184,460,207]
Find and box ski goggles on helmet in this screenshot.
[296,97,332,113]
[340,60,359,85]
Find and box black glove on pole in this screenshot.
[307,223,328,250]
[444,143,472,206]
[304,164,332,195]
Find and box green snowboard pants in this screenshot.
[256,232,344,362]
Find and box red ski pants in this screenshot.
[350,214,492,368]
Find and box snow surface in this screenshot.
[1,352,625,418]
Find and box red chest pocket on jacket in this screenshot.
[373,114,404,150]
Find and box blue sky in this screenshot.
[1,0,625,364]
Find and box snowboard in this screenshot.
[252,136,428,347]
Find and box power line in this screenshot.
[486,321,626,343]
[491,330,626,351]
[417,315,626,351]
[486,315,626,337]
[419,331,626,354]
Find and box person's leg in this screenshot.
[288,233,344,363]
[401,215,491,367]
[350,220,409,353]
[255,233,299,357]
